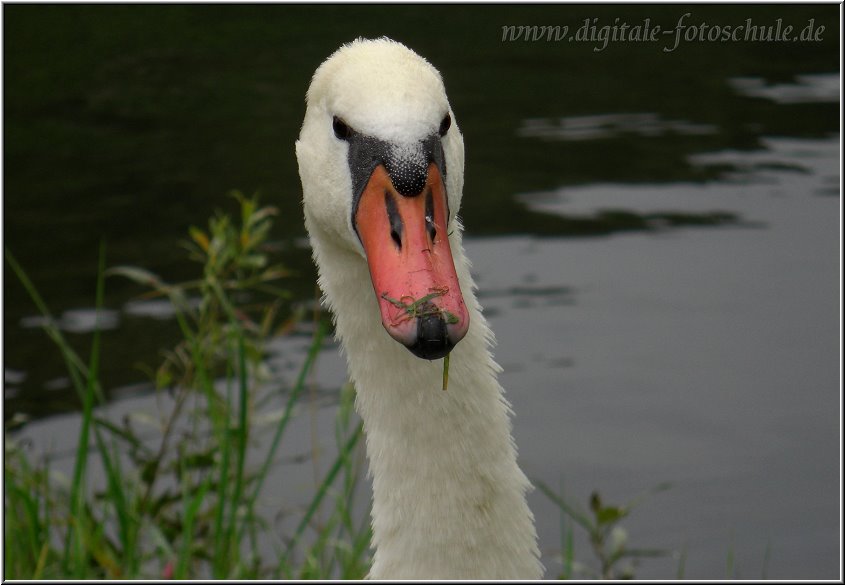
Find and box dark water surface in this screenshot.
[3,4,841,579]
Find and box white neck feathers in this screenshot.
[307,220,543,579]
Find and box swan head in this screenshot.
[297,38,469,360]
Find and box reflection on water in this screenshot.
[123,297,202,320]
[518,113,718,141]
[2,4,840,579]
[20,307,121,334]
[690,137,839,189]
[470,135,839,580]
[728,72,839,104]
[518,137,839,220]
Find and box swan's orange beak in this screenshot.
[354,163,469,360]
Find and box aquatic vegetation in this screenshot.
[4,194,370,579]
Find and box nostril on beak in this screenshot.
[384,191,403,250]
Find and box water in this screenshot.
[3,4,840,579]
[491,135,840,578]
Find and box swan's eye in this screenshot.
[333,116,352,140]
[438,113,451,137]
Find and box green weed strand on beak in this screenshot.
[380,290,457,390]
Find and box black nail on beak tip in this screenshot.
[407,311,453,360]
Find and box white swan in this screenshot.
[296,37,543,580]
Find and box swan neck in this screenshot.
[310,229,543,579]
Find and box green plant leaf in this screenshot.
[595,505,627,526]
[189,226,210,252]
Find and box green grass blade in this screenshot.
[281,421,364,566]
[535,478,594,533]
[4,249,102,404]
[556,477,573,579]
[214,330,251,578]
[175,472,213,579]
[63,242,107,576]
[761,539,771,579]
[212,427,232,577]
[563,522,574,579]
[246,320,327,509]
[212,439,232,575]
[90,425,139,576]
[676,540,687,579]
[226,332,251,571]
[4,479,35,574]
[726,530,735,578]
[211,348,234,578]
